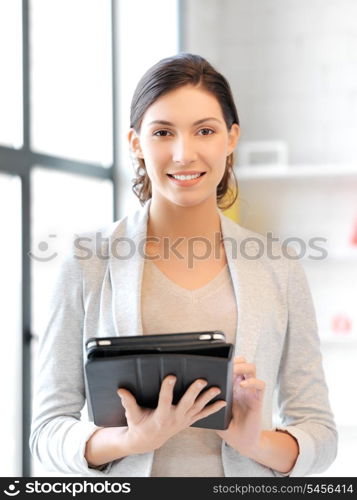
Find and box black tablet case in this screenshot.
[85,331,234,430]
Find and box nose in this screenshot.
[172,135,198,166]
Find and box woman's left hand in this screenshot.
[215,356,265,457]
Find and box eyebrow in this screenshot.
[147,117,222,127]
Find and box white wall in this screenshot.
[182,0,357,165]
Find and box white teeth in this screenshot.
[171,173,201,180]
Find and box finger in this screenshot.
[190,399,227,424]
[117,388,142,424]
[156,375,176,416]
[234,356,246,362]
[233,362,256,372]
[239,378,265,391]
[192,386,222,412]
[233,362,256,378]
[233,359,253,368]
[177,378,208,412]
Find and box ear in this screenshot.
[227,124,240,156]
[127,128,144,159]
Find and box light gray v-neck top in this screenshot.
[29,199,338,477]
[141,257,238,477]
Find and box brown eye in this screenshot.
[153,130,171,137]
[199,128,214,136]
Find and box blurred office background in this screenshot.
[0,0,356,477]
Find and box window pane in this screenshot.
[0,0,23,148]
[30,168,113,476]
[0,173,22,476]
[30,0,113,166]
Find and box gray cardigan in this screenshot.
[29,198,337,477]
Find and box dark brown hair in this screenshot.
[129,52,240,210]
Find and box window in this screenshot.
[0,173,22,475]
[0,0,115,476]
[0,0,23,148]
[30,0,113,165]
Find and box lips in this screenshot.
[167,172,206,178]
[166,172,206,187]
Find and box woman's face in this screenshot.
[129,84,240,208]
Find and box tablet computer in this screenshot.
[84,331,234,430]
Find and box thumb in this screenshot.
[117,388,142,424]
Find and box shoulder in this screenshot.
[221,212,296,268]
[219,213,307,302]
[55,202,146,279]
[57,216,130,276]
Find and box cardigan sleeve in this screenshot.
[273,247,338,477]
[29,246,117,475]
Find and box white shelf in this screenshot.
[235,163,357,180]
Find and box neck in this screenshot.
[147,195,222,241]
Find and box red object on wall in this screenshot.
[331,315,352,335]
[351,217,357,246]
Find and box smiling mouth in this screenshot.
[167,172,206,178]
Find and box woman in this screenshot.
[29,53,337,477]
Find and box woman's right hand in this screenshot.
[117,375,227,455]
